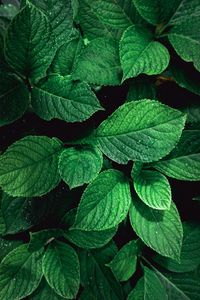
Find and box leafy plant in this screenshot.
[0,0,200,299]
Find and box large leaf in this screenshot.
[129,196,183,260]
[72,37,122,85]
[154,222,200,273]
[42,240,80,299]
[0,136,63,197]
[168,17,200,72]
[153,130,200,180]
[107,240,140,281]
[0,72,29,126]
[62,209,117,249]
[120,25,169,81]
[72,170,131,231]
[31,75,102,122]
[96,100,186,164]
[30,278,65,300]
[133,170,172,210]
[144,266,167,300]
[5,2,55,83]
[0,244,43,300]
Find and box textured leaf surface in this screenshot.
[96,100,186,164]
[5,2,55,82]
[154,222,200,273]
[133,170,172,210]
[153,130,200,180]
[59,146,103,189]
[129,197,183,260]
[28,229,64,252]
[0,244,43,300]
[72,37,122,85]
[127,277,144,300]
[126,77,156,101]
[62,209,117,249]
[72,170,131,231]
[0,3,18,19]
[0,136,63,197]
[32,75,102,122]
[0,72,29,126]
[168,17,200,72]
[42,240,80,299]
[144,267,167,300]
[0,238,22,262]
[120,25,169,81]
[107,240,139,281]
[30,278,65,300]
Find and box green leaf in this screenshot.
[30,278,65,300]
[0,72,29,126]
[0,136,63,197]
[0,238,22,262]
[0,4,18,20]
[96,100,186,164]
[31,75,102,122]
[120,25,169,81]
[58,146,103,189]
[50,35,84,76]
[1,193,32,234]
[126,77,156,101]
[129,196,183,260]
[133,170,172,210]
[107,240,140,281]
[79,248,124,300]
[72,37,122,85]
[0,244,43,300]
[72,170,131,231]
[127,277,144,300]
[168,17,200,72]
[28,229,64,252]
[153,130,200,181]
[42,240,80,299]
[62,209,117,249]
[154,222,200,273]
[144,266,167,300]
[5,2,55,83]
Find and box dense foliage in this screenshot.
[0,0,200,299]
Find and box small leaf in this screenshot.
[32,75,102,123]
[144,266,167,300]
[107,240,140,281]
[0,244,43,300]
[120,25,169,81]
[5,2,55,83]
[58,146,103,189]
[28,229,64,252]
[72,170,131,231]
[133,170,172,210]
[42,240,80,299]
[96,100,186,164]
[129,196,183,260]
[0,136,63,197]
[0,72,29,126]
[0,3,18,20]
[153,130,200,180]
[72,37,122,85]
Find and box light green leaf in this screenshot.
[126,77,156,102]
[32,75,102,122]
[0,4,18,19]
[0,136,63,197]
[120,25,169,81]
[133,170,172,210]
[1,193,32,234]
[72,170,131,231]
[30,278,65,300]
[153,130,200,180]
[129,197,183,261]
[107,240,140,281]
[28,229,64,252]
[96,99,186,164]
[168,17,200,72]
[154,222,200,273]
[50,35,83,76]
[42,240,80,299]
[62,209,117,249]
[72,37,122,85]
[58,146,103,189]
[0,72,29,126]
[5,2,55,83]
[127,277,144,300]
[0,244,43,300]
[144,266,167,300]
